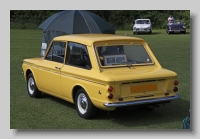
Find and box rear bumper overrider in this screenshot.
[103,95,179,107]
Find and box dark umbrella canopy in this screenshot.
[38,10,115,34]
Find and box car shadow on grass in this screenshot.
[166,32,190,35]
[40,93,76,109]
[95,99,190,128]
[40,93,190,129]
[133,32,162,35]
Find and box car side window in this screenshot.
[66,42,92,70]
[45,41,66,63]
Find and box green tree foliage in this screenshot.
[10,10,190,29]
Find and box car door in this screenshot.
[60,41,92,100]
[37,41,66,96]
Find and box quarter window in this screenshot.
[66,42,92,70]
[45,41,66,63]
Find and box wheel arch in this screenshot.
[25,69,38,85]
[25,69,32,81]
[72,85,91,103]
[72,85,84,103]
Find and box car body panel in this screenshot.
[22,34,179,112]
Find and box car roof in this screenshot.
[53,34,145,46]
[136,19,150,20]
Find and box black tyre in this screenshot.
[149,30,152,34]
[75,89,97,119]
[27,73,41,98]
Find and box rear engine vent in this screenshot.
[122,79,165,85]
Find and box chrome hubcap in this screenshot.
[28,77,35,94]
[77,93,88,114]
[81,97,87,109]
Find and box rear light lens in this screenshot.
[174,80,179,85]
[108,86,114,92]
[173,87,178,92]
[108,93,113,99]
[118,98,123,101]
[165,92,169,96]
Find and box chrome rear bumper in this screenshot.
[103,95,179,107]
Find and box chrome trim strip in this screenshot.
[24,62,106,86]
[61,73,106,86]
[103,95,179,107]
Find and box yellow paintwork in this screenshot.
[22,34,178,111]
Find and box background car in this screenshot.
[133,19,152,34]
[166,20,186,34]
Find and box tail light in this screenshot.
[118,98,123,101]
[108,93,113,99]
[108,86,114,92]
[173,87,178,92]
[165,92,169,96]
[107,86,114,99]
[174,80,179,85]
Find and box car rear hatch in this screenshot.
[102,66,177,100]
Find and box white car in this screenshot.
[133,19,152,34]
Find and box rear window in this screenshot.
[95,44,153,67]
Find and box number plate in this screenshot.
[130,84,157,93]
[174,30,180,33]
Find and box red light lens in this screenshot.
[173,87,178,92]
[174,80,179,85]
[118,98,123,101]
[108,93,113,99]
[108,86,114,92]
[165,92,169,96]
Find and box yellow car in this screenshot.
[22,34,179,119]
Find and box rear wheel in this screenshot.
[27,73,41,98]
[75,89,97,119]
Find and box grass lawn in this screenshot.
[10,29,190,129]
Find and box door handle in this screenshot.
[55,66,61,70]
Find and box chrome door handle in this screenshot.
[55,66,61,70]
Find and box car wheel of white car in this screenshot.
[27,73,41,98]
[75,89,97,119]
